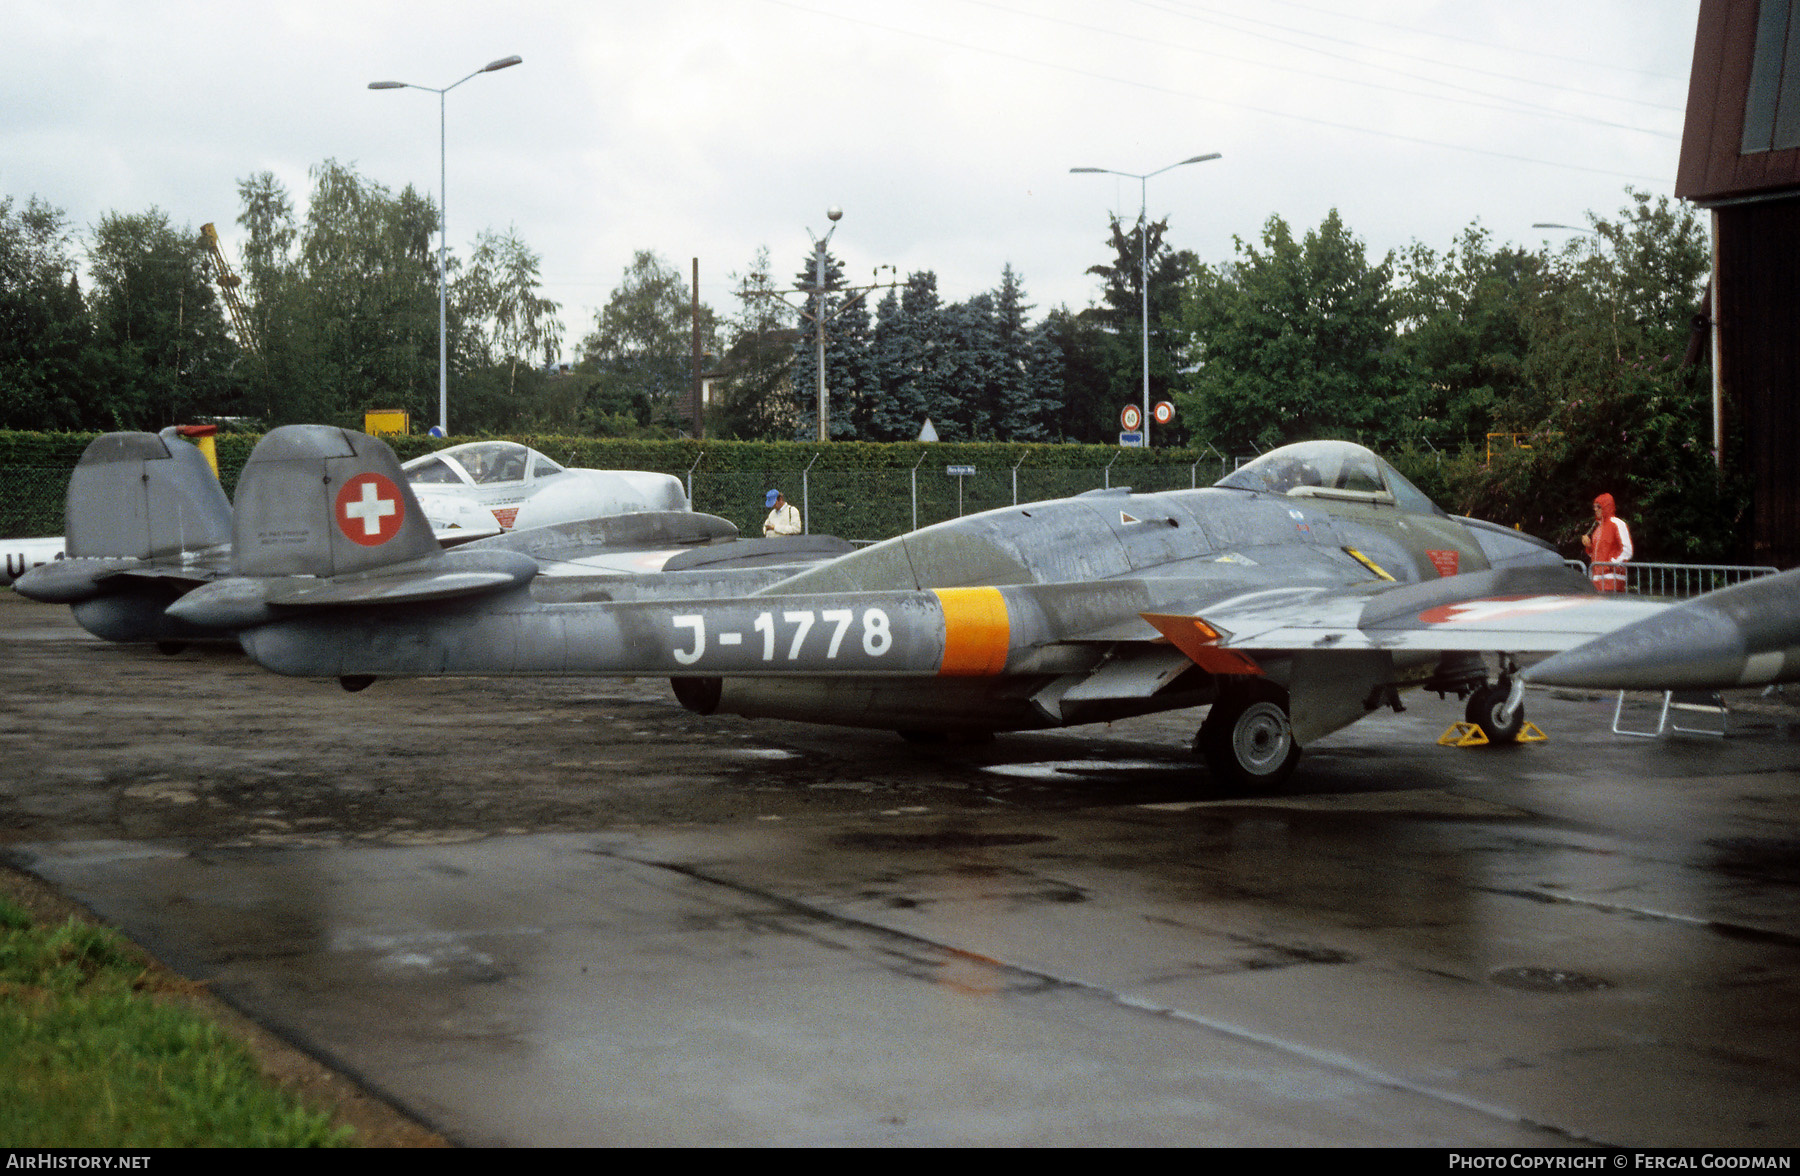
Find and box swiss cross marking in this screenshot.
[335,472,405,546]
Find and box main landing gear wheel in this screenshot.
[1197,680,1301,789]
[1465,680,1524,744]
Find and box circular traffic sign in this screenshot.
[335,472,406,546]
[1153,400,1176,425]
[1120,404,1143,431]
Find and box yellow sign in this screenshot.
[364,409,409,437]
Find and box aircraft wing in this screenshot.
[1140,565,1665,662]
[469,515,855,578]
[1521,566,1800,690]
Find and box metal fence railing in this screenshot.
[1566,560,1780,599]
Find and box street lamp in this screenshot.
[369,54,522,436]
[1071,153,1220,447]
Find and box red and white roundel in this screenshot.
[1153,400,1176,425]
[335,472,405,546]
[1120,404,1143,431]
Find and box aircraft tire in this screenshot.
[1465,681,1524,744]
[1197,681,1300,789]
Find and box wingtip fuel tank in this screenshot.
[1521,567,1800,691]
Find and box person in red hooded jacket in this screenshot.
[1582,492,1634,592]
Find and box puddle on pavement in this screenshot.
[1488,965,1612,994]
[980,759,1175,781]
[838,831,1055,851]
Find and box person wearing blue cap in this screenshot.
[762,488,801,537]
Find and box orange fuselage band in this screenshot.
[933,587,1011,676]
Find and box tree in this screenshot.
[1447,191,1728,559]
[942,291,1005,441]
[991,265,1060,442]
[457,227,562,387]
[85,208,242,429]
[235,162,441,427]
[579,250,715,434]
[1394,225,1544,449]
[1174,210,1414,453]
[298,161,441,426]
[449,227,564,431]
[1042,305,1114,443]
[0,196,92,429]
[870,271,953,440]
[713,246,797,440]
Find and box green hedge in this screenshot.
[0,430,1231,540]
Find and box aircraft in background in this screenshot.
[0,438,543,586]
[401,440,688,532]
[1,537,64,587]
[15,429,845,647]
[172,426,1677,787]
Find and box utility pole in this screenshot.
[691,257,704,440]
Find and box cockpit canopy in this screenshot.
[1214,440,1444,516]
[403,441,564,488]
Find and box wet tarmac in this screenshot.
[5,593,1800,1146]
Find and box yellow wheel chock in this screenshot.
[1437,721,1549,747]
[1438,722,1488,747]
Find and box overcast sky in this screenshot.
[2,0,1698,360]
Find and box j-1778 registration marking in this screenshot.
[671,607,893,665]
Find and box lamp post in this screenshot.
[809,209,841,443]
[369,54,522,436]
[1071,153,1219,447]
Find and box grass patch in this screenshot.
[0,896,352,1147]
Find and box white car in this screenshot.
[400,441,689,534]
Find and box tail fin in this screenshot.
[232,425,441,577]
[66,428,234,559]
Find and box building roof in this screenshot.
[1677,0,1800,203]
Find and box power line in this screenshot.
[961,0,1678,141]
[1133,0,1684,114]
[757,0,1671,183]
[1254,0,1685,81]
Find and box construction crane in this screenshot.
[199,223,257,355]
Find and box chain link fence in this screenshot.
[688,462,1234,542]
[2,468,74,538]
[1,459,1238,542]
